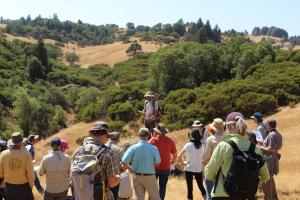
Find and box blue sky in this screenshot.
[0,0,299,36]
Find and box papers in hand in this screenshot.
[34,166,40,172]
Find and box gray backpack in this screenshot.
[72,146,106,200]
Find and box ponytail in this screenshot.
[235,117,247,136]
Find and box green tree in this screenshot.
[34,39,49,73]
[28,57,44,83]
[126,42,142,55]
[65,52,80,67]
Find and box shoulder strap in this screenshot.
[248,142,256,153]
[95,147,105,158]
[227,140,241,152]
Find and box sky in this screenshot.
[0,0,299,36]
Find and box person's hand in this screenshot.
[170,164,175,171]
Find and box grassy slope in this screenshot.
[34,104,300,199]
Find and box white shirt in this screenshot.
[183,142,204,173]
[144,100,158,120]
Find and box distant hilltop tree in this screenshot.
[251,26,289,40]
[65,52,80,67]
[126,42,142,55]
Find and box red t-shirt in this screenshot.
[149,135,177,170]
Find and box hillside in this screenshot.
[1,32,163,67]
[33,104,300,199]
[64,41,164,67]
[248,35,300,51]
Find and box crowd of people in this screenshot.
[0,91,283,200]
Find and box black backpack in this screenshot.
[214,140,265,200]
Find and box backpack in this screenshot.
[118,171,133,198]
[71,146,106,200]
[214,140,265,199]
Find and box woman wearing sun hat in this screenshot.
[202,118,224,200]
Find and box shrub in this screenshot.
[235,92,278,117]
[107,102,135,122]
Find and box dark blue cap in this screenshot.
[251,112,262,120]
[266,119,277,128]
[51,137,61,147]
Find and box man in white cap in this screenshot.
[122,128,161,200]
[0,132,35,200]
[139,91,159,134]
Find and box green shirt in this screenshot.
[204,134,270,198]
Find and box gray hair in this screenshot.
[235,117,247,136]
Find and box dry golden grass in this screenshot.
[0,24,7,29]
[64,41,164,68]
[34,104,300,199]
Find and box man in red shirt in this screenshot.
[149,123,177,200]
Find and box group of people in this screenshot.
[0,91,283,200]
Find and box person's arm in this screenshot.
[204,142,224,181]
[170,153,177,165]
[260,134,278,154]
[177,148,185,164]
[106,153,121,188]
[153,147,161,167]
[39,157,46,176]
[170,140,177,164]
[260,146,277,153]
[202,138,213,165]
[26,154,35,188]
[0,153,4,179]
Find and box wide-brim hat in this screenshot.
[144,91,154,97]
[153,123,169,135]
[89,121,110,136]
[109,132,121,140]
[7,132,26,146]
[209,118,224,132]
[192,120,204,127]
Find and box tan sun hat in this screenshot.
[153,123,169,135]
[209,118,225,133]
[7,132,26,146]
[144,91,155,98]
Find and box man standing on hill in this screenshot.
[0,132,35,200]
[149,123,177,200]
[140,91,159,134]
[122,128,161,200]
[260,119,282,200]
[251,112,267,144]
[39,137,71,200]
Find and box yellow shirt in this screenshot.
[0,148,35,188]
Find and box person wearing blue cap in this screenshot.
[39,137,71,200]
[251,112,267,144]
[260,119,282,200]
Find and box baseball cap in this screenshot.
[138,128,150,136]
[61,140,69,149]
[266,119,277,128]
[51,137,61,148]
[251,112,263,120]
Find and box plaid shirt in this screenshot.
[73,137,120,200]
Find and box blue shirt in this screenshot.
[122,140,161,174]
